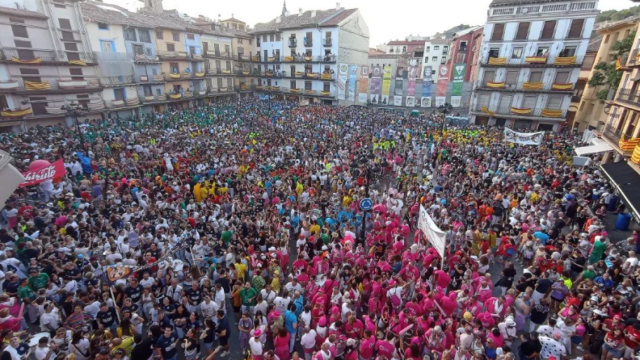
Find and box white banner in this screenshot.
[406,96,415,107]
[450,96,462,108]
[393,96,402,106]
[359,93,368,103]
[418,205,446,258]
[420,97,431,107]
[504,128,545,146]
[337,63,348,100]
[435,96,446,107]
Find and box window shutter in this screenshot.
[523,96,537,109]
[541,21,556,40]
[568,19,584,39]
[492,23,505,41]
[478,94,490,109]
[506,71,519,85]
[515,22,530,40]
[547,96,563,109]
[498,95,513,113]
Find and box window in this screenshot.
[305,81,312,90]
[456,53,466,63]
[515,22,530,40]
[492,23,505,41]
[172,32,179,41]
[69,68,83,80]
[582,54,595,70]
[217,78,223,88]
[546,95,563,109]
[263,35,267,42]
[459,42,467,51]
[483,70,496,85]
[506,70,519,85]
[567,19,584,39]
[498,95,513,113]
[187,33,194,40]
[540,21,556,40]
[604,34,610,44]
[323,82,330,92]
[488,48,500,58]
[100,40,114,53]
[523,96,537,109]
[65,42,79,60]
[29,96,48,115]
[270,34,274,42]
[554,70,570,84]
[133,44,144,55]
[529,70,543,83]
[143,86,153,96]
[305,32,312,46]
[559,46,577,57]
[20,68,40,84]
[225,45,230,54]
[58,18,71,30]
[98,23,109,30]
[443,45,449,54]
[512,47,523,59]
[276,33,281,41]
[425,46,430,52]
[227,78,232,89]
[156,30,163,39]
[290,80,296,89]
[11,25,28,38]
[113,88,125,101]
[432,56,438,62]
[124,28,137,41]
[139,29,151,43]
[226,61,231,70]
[440,57,446,64]
[390,49,394,53]
[167,43,175,52]
[536,47,549,57]
[15,40,31,48]
[434,46,440,51]
[170,62,179,73]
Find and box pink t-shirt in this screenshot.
[375,340,394,359]
[359,336,376,359]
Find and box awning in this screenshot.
[599,161,640,220]
[575,143,613,155]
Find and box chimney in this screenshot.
[298,8,303,16]
[276,16,281,23]
[336,2,341,10]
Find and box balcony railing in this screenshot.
[603,125,623,144]
[18,78,101,91]
[189,53,204,61]
[288,38,297,48]
[132,53,160,63]
[98,75,134,87]
[630,49,640,66]
[482,55,580,67]
[616,89,640,105]
[203,50,231,59]
[237,53,249,61]
[1,48,94,63]
[322,38,332,47]
[282,55,336,63]
[157,51,189,60]
[303,38,312,47]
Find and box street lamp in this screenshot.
[438,102,453,133]
[358,146,374,245]
[61,102,86,150]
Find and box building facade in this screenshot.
[469,0,599,130]
[447,26,483,82]
[422,38,451,73]
[573,17,638,131]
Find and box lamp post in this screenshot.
[358,146,375,246]
[438,102,453,133]
[61,102,86,150]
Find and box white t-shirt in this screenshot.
[35,346,54,360]
[301,330,317,349]
[249,337,263,355]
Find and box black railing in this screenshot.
[288,38,297,47]
[616,89,640,105]
[323,38,332,47]
[603,125,622,144]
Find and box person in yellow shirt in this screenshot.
[193,183,202,203]
[309,222,321,237]
[200,185,208,202]
[234,259,248,282]
[110,337,134,357]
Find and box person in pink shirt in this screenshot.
[311,343,331,360]
[359,331,376,360]
[375,333,395,359]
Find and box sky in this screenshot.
[105,0,633,45]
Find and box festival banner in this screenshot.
[394,79,403,96]
[19,159,65,187]
[421,66,433,107]
[407,60,418,96]
[451,63,466,108]
[382,65,392,105]
[348,65,358,101]
[394,96,403,106]
[436,65,449,108]
[503,128,545,146]
[406,96,415,107]
[337,63,348,100]
[359,66,369,103]
[370,65,382,104]
[418,205,446,259]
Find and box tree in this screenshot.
[587,32,635,100]
[597,6,640,23]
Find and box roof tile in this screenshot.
[0,6,47,19]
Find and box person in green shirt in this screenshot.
[579,265,596,281]
[251,270,266,293]
[240,282,257,313]
[28,269,49,291]
[17,278,35,303]
[221,229,233,244]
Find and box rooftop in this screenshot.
[387,40,426,46]
[222,16,245,24]
[597,15,640,33]
[0,6,48,19]
[252,7,356,33]
[490,0,566,6]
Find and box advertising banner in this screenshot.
[394,79,403,96]
[435,97,446,107]
[348,65,358,101]
[337,63,348,100]
[393,96,403,106]
[421,66,433,107]
[359,66,369,103]
[420,97,431,107]
[451,63,466,108]
[436,65,448,96]
[382,65,392,105]
[504,128,545,145]
[407,60,418,96]
[370,65,382,104]
[20,159,65,187]
[406,96,415,107]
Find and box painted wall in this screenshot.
[155,29,186,52]
[0,13,52,50]
[86,22,126,53]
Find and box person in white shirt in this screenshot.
[248,330,264,357]
[260,285,277,304]
[285,279,303,294]
[214,284,226,312]
[300,327,317,360]
[201,295,219,320]
[273,295,290,313]
[34,336,57,360]
[5,337,24,360]
[83,296,100,319]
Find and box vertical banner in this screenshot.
[337,63,348,100]
[348,65,358,101]
[394,79,403,96]
[359,66,369,103]
[370,65,381,104]
[451,63,466,108]
[407,60,417,96]
[382,65,392,105]
[436,65,448,107]
[394,96,402,106]
[406,96,415,107]
[421,66,433,107]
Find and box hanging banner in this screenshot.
[394,96,403,106]
[406,96,415,107]
[382,65,392,105]
[348,65,358,101]
[418,205,446,259]
[407,60,418,96]
[394,79,403,96]
[436,65,448,108]
[337,63,348,100]
[20,159,66,187]
[105,265,136,284]
[370,65,382,104]
[451,63,466,108]
[421,66,433,107]
[359,66,369,103]
[504,128,545,145]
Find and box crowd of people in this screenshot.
[0,99,638,360]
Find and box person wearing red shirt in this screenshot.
[624,323,640,359]
[343,314,363,339]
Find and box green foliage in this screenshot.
[611,31,636,55]
[597,6,640,23]
[588,62,620,89]
[596,89,610,101]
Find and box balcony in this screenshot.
[490,1,597,18]
[303,38,312,47]
[203,50,231,59]
[0,80,20,92]
[0,48,94,64]
[629,49,640,66]
[459,46,468,52]
[189,53,204,61]
[616,89,640,108]
[482,55,580,68]
[157,51,189,60]
[603,125,623,145]
[236,53,250,61]
[322,38,332,47]
[137,74,165,83]
[132,53,160,63]
[164,73,195,81]
[282,55,336,63]
[288,38,297,48]
[17,78,102,94]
